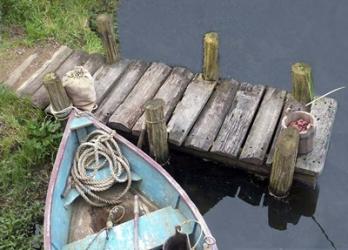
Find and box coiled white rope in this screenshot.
[71,129,132,207]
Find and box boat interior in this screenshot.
[49,116,204,250]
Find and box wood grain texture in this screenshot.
[4,53,38,89]
[17,46,73,96]
[203,32,219,81]
[132,67,194,135]
[295,97,337,175]
[108,62,172,132]
[239,87,286,165]
[210,82,265,157]
[95,60,149,122]
[144,99,169,164]
[184,79,239,151]
[266,94,305,166]
[31,51,90,108]
[291,62,314,105]
[269,127,299,197]
[167,76,217,146]
[55,51,90,79]
[43,72,71,115]
[83,53,105,75]
[93,59,130,104]
[96,14,119,64]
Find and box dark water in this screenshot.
[118,1,348,249]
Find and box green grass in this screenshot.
[0,1,120,248]
[0,85,62,249]
[0,0,119,53]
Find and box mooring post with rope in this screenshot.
[43,72,72,120]
[144,98,169,165]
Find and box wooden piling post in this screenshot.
[291,62,314,106]
[203,32,219,81]
[43,72,71,117]
[96,14,119,64]
[269,127,300,198]
[144,99,169,164]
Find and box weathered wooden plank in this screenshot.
[93,59,130,104]
[167,76,217,146]
[4,53,38,89]
[239,87,286,165]
[108,62,172,132]
[55,51,90,78]
[95,61,149,122]
[210,82,265,157]
[17,46,73,96]
[184,79,239,151]
[295,97,337,175]
[83,53,105,75]
[132,67,194,135]
[31,51,90,108]
[266,94,305,166]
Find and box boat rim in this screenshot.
[43,110,217,250]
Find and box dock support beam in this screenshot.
[269,127,299,198]
[43,72,72,119]
[145,99,169,164]
[291,62,314,107]
[203,32,219,81]
[96,14,119,64]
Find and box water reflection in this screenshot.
[167,152,319,232]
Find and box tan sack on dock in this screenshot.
[62,66,96,111]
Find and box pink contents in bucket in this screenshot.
[289,118,312,133]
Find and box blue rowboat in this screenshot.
[44,111,217,250]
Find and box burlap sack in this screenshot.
[62,66,96,111]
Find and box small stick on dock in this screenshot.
[203,32,219,81]
[144,99,169,164]
[43,72,71,118]
[291,62,314,108]
[96,14,119,64]
[269,127,300,198]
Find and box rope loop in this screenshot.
[49,105,73,120]
[71,129,132,207]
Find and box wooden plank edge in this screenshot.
[173,145,317,188]
[295,97,338,176]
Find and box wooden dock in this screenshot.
[2,45,338,187]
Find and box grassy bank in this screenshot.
[0,86,61,249]
[0,1,119,248]
[0,0,118,53]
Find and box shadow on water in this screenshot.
[166,153,319,232]
[166,152,337,249]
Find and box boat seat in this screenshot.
[62,206,193,250]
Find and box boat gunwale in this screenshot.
[44,111,218,250]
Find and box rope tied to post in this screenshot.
[71,129,132,207]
